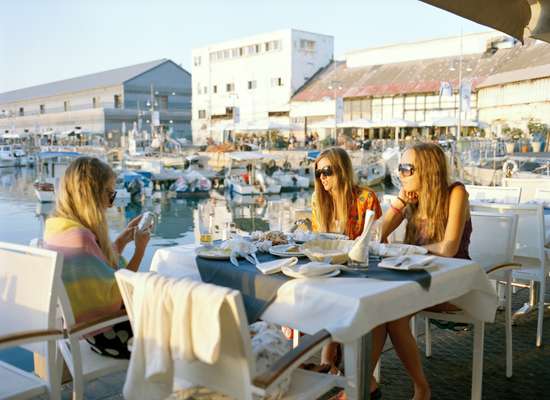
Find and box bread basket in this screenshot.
[302,239,354,264]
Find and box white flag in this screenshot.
[460,80,472,112]
[439,81,452,97]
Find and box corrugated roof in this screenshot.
[0,59,171,104]
[292,39,550,100]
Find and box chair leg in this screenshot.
[46,341,61,400]
[410,315,417,340]
[505,272,513,378]
[536,273,545,348]
[471,321,485,400]
[424,316,432,358]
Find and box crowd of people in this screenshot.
[46,140,469,400]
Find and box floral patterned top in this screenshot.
[311,187,382,240]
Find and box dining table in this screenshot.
[150,242,498,400]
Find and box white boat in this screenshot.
[356,159,386,187]
[33,151,82,202]
[271,169,310,191]
[0,144,30,167]
[225,152,282,195]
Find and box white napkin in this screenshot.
[256,257,298,274]
[369,242,428,257]
[348,210,375,263]
[379,255,437,270]
[221,237,259,267]
[283,261,341,277]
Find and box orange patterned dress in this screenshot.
[311,187,382,240]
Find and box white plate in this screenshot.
[281,268,340,279]
[269,244,305,257]
[196,246,232,260]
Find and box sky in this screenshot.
[0,0,490,93]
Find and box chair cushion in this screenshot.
[169,322,292,400]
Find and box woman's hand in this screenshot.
[134,227,151,253]
[113,215,143,253]
[398,188,418,205]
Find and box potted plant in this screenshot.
[527,120,548,153]
[502,126,520,153]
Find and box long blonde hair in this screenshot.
[314,147,357,234]
[404,143,450,244]
[53,157,118,267]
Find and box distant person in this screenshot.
[44,157,150,359]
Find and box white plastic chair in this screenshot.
[470,202,547,347]
[55,270,130,399]
[503,177,550,203]
[115,269,337,400]
[465,184,521,205]
[420,212,519,400]
[534,187,550,249]
[0,242,64,400]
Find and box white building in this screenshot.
[191,29,334,144]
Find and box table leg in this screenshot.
[344,332,373,400]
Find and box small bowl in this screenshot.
[302,239,354,264]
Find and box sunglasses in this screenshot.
[398,163,415,177]
[315,166,334,179]
[108,190,117,205]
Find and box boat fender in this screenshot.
[502,160,518,178]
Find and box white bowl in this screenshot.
[302,239,354,264]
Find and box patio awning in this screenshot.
[421,117,484,127]
[338,119,374,128]
[308,119,337,129]
[366,119,419,128]
[420,0,550,44]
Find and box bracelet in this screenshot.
[390,204,404,215]
[396,196,407,207]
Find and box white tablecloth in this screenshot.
[150,245,498,343]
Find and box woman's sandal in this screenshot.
[430,319,470,332]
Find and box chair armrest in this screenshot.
[0,329,64,350]
[487,262,522,275]
[68,309,128,337]
[252,329,331,390]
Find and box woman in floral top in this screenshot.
[308,148,382,390]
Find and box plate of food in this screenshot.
[195,246,232,260]
[269,244,305,257]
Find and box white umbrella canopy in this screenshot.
[243,120,301,131]
[308,119,338,129]
[420,0,550,44]
[338,119,374,128]
[367,119,419,128]
[426,116,481,127]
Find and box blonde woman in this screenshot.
[377,142,471,400]
[306,147,382,392]
[44,157,150,359]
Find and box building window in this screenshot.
[248,80,257,90]
[231,48,239,57]
[247,45,255,55]
[255,44,261,53]
[226,83,235,92]
[273,40,281,50]
[64,101,70,112]
[159,95,168,109]
[193,56,201,66]
[213,85,218,94]
[203,86,208,94]
[197,85,202,95]
[198,110,206,119]
[40,104,45,114]
[223,49,230,59]
[114,95,122,109]
[19,107,24,116]
[92,97,98,108]
[265,42,271,51]
[300,39,316,51]
[239,47,244,56]
[271,77,283,87]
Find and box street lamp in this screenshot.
[328,80,343,145]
